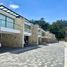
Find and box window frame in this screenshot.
[0,13,15,28]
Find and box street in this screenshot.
[0,41,66,67]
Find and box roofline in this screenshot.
[0,5,31,23]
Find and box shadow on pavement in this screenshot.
[0,45,40,54]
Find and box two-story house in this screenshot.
[0,5,32,48]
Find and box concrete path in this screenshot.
[65,48,67,67]
[64,41,67,67]
[0,41,66,67]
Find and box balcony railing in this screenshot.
[0,19,22,30]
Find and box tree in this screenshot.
[30,18,50,30]
[49,20,67,40]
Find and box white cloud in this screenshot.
[0,3,4,5]
[9,4,20,9]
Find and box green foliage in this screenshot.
[30,18,50,30]
[49,20,67,40]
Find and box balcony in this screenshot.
[0,19,21,34]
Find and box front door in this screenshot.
[24,36,29,47]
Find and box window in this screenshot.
[7,17,14,28]
[38,29,41,35]
[0,14,14,28]
[42,32,45,36]
[0,19,5,27]
[7,17,14,22]
[0,14,5,27]
[24,24,31,32]
[0,14,5,20]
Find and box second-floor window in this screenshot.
[42,32,45,36]
[7,17,14,28]
[24,24,31,33]
[38,29,41,35]
[0,14,5,27]
[0,14,14,29]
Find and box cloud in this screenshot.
[0,3,4,5]
[9,4,20,9]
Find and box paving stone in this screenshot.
[0,41,65,67]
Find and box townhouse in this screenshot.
[31,24,57,44]
[0,5,56,48]
[30,24,46,45]
[0,5,33,48]
[42,31,57,43]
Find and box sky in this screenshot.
[0,0,67,24]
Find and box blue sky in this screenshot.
[0,0,67,23]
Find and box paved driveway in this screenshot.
[0,41,65,67]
